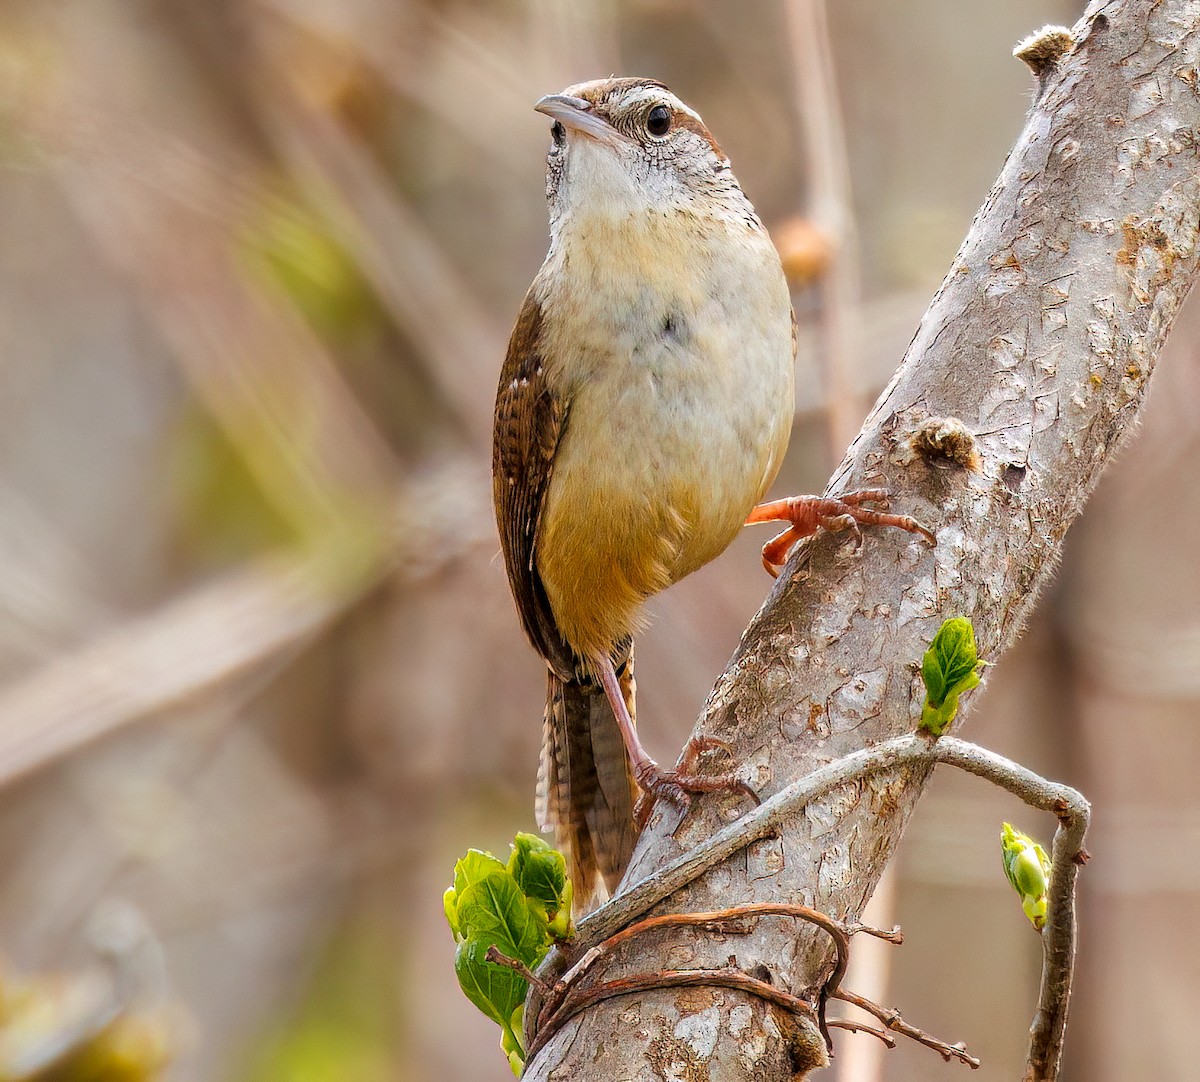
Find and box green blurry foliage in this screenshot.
[166,396,388,586]
[0,968,172,1082]
[235,915,399,1082]
[166,189,395,574]
[168,403,304,564]
[237,192,379,343]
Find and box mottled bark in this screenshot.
[525,2,1200,1078]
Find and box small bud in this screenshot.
[507,832,574,940]
[1001,822,1051,931]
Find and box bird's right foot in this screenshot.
[633,736,759,829]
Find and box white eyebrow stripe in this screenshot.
[617,86,701,122]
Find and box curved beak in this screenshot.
[534,94,624,147]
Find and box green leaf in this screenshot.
[919,617,984,736]
[444,835,577,1074]
[453,939,528,1029]
[451,872,543,1077]
[500,1006,526,1077]
[453,849,507,898]
[507,834,564,904]
[507,833,573,938]
[452,875,543,1065]
[456,874,546,968]
[444,849,507,939]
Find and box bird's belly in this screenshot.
[537,330,792,658]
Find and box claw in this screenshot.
[632,735,759,829]
[747,490,935,576]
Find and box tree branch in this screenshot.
[530,736,1087,1077]
[526,2,1200,1078]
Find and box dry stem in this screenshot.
[831,988,980,1069]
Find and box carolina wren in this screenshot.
[493,78,932,906]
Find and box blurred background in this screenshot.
[0,1,1195,1079]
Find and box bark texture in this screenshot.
[525,2,1200,1077]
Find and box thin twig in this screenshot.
[573,736,1083,941]
[527,900,977,1070]
[484,946,549,993]
[827,1018,896,1048]
[932,742,1091,1082]
[832,987,979,1068]
[835,868,899,1082]
[573,735,926,949]
[569,903,850,999]
[843,921,904,945]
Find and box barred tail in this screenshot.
[536,652,639,912]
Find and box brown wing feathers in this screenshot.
[492,291,572,679]
[493,289,639,907]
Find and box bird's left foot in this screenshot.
[746,489,936,578]
[632,736,758,829]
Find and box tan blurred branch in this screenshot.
[0,551,367,791]
[0,461,490,791]
[786,0,863,462]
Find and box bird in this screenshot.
[492,78,933,909]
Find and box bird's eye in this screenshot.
[646,104,671,138]
[551,121,565,147]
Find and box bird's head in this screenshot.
[535,78,754,231]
